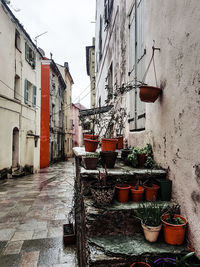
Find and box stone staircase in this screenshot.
[73,150,189,267]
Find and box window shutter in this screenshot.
[136,0,146,130]
[24,79,29,104]
[33,85,37,107]
[129,0,146,131]
[25,43,29,61]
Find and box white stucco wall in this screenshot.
[142,0,200,254]
[0,2,41,173]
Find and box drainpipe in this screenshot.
[134,0,137,130]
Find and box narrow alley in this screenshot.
[0,159,77,267]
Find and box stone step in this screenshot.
[84,198,174,237]
[87,234,188,267]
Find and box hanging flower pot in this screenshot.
[143,183,160,201]
[130,262,151,267]
[101,138,118,151]
[131,186,144,202]
[139,85,161,103]
[115,184,131,203]
[161,214,187,245]
[84,139,99,152]
[100,151,118,168]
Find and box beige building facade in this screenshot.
[57,62,74,158]
[0,1,42,175]
[95,0,200,256]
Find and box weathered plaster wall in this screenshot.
[143,0,200,255]
[0,3,41,172]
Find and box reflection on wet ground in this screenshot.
[0,159,77,267]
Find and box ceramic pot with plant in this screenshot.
[100,151,118,168]
[161,204,187,245]
[135,202,165,243]
[84,133,99,140]
[131,185,144,202]
[154,252,196,267]
[90,168,115,206]
[115,184,131,203]
[82,153,99,170]
[101,138,118,151]
[84,138,99,152]
[143,178,160,201]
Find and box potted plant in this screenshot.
[90,167,115,206]
[84,138,99,152]
[135,202,166,243]
[143,178,160,201]
[63,207,76,245]
[115,184,131,203]
[114,107,127,149]
[130,263,151,267]
[154,252,197,267]
[100,151,118,168]
[82,152,99,170]
[127,144,157,169]
[139,84,162,103]
[161,204,187,245]
[131,182,144,202]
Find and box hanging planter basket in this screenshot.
[139,85,162,103]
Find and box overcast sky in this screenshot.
[11,0,96,108]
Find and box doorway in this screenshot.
[12,127,19,168]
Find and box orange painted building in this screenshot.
[40,61,50,168]
[40,59,66,168]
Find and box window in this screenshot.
[104,0,114,27]
[65,116,68,129]
[24,79,37,107]
[106,63,113,102]
[15,29,21,51]
[128,0,146,131]
[71,119,74,130]
[14,75,20,100]
[99,16,102,61]
[25,43,36,69]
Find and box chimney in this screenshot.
[64,62,69,70]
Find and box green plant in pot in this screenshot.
[161,204,187,245]
[143,177,160,201]
[135,202,167,243]
[90,167,115,206]
[82,152,99,170]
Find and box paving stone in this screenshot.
[19,251,40,267]
[11,230,34,241]
[0,229,15,241]
[0,254,21,267]
[48,227,62,238]
[3,241,23,255]
[32,230,48,240]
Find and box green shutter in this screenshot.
[24,79,29,104]
[33,85,37,107]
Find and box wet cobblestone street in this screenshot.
[0,159,77,267]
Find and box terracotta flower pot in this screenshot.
[131,186,144,202]
[130,262,151,267]
[101,138,118,151]
[117,136,123,149]
[139,85,162,103]
[115,184,131,203]
[161,214,187,245]
[143,184,160,201]
[84,138,99,152]
[82,157,98,170]
[84,134,99,140]
[141,223,162,243]
[100,151,118,168]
